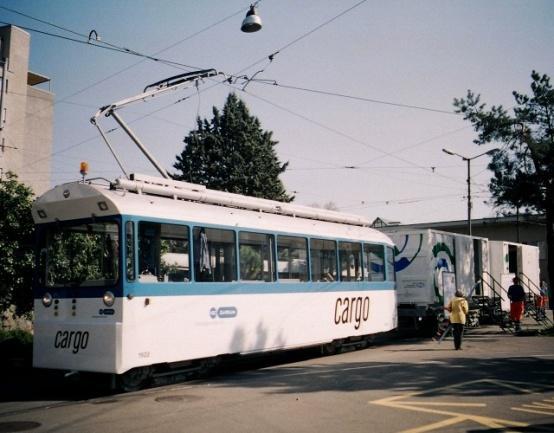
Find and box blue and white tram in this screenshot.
[32,173,397,387]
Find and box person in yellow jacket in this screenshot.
[445,290,469,350]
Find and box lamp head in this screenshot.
[241,5,262,33]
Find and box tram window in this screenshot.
[277,236,309,282]
[386,246,396,282]
[38,221,119,288]
[138,222,190,283]
[239,232,275,282]
[364,244,385,282]
[126,221,135,281]
[339,242,362,282]
[193,227,237,282]
[310,239,337,282]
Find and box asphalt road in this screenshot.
[1,327,553,433]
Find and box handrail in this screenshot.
[481,270,508,301]
[478,271,552,330]
[518,272,541,296]
[474,272,509,328]
[518,272,554,328]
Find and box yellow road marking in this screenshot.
[523,402,554,409]
[399,401,486,407]
[369,379,543,433]
[372,397,527,430]
[396,415,466,433]
[512,407,554,416]
[511,399,554,416]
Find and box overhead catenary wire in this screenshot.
[0,20,203,71]
[237,85,468,186]
[5,91,191,129]
[336,191,493,211]
[0,2,246,70]
[286,164,484,195]
[6,0,492,206]
[17,91,196,171]
[10,0,451,152]
[9,0,380,174]
[0,3,250,133]
[287,163,489,171]
[236,0,369,77]
[250,81,458,115]
[4,3,254,172]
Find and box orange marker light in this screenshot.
[80,161,89,177]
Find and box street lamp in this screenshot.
[442,148,499,236]
[241,5,262,33]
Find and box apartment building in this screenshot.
[0,25,54,195]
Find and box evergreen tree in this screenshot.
[0,172,35,315]
[454,71,554,297]
[173,93,292,202]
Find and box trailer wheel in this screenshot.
[118,366,153,392]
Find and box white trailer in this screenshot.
[489,240,541,311]
[380,228,489,332]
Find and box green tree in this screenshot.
[173,93,293,202]
[0,172,35,315]
[454,71,554,297]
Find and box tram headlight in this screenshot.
[42,292,53,307]
[103,291,115,307]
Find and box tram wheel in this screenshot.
[197,357,221,378]
[321,340,342,355]
[118,366,153,392]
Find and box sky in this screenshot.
[2,0,553,224]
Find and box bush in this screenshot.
[0,329,33,370]
[0,329,33,345]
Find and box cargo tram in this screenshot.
[32,173,397,388]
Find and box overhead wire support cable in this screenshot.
[0,2,248,108]
[252,81,459,115]
[234,0,369,77]
[0,21,202,71]
[7,4,250,173]
[237,85,467,186]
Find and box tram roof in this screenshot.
[32,175,392,245]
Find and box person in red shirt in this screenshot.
[508,276,526,332]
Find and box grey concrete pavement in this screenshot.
[1,327,553,433]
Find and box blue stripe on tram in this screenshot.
[124,281,395,297]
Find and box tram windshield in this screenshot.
[38,221,119,288]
